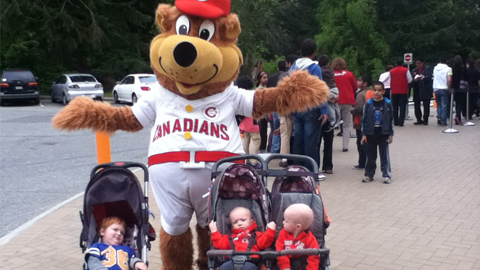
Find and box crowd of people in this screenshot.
[236,38,480,183]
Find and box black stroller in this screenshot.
[207,155,271,270]
[207,154,330,270]
[267,154,330,270]
[79,162,156,267]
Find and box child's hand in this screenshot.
[134,261,148,270]
[209,221,218,233]
[361,136,367,145]
[388,136,393,144]
[267,221,276,230]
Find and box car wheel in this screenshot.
[33,97,40,105]
[132,93,138,104]
[113,91,119,104]
[51,92,56,103]
[0,99,4,106]
[63,94,69,106]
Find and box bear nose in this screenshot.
[173,42,197,67]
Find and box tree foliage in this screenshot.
[1,0,479,94]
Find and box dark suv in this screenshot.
[0,69,40,105]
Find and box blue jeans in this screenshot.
[435,89,449,124]
[292,110,322,172]
[271,113,281,153]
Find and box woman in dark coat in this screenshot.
[452,55,467,124]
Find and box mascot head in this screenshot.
[150,0,243,99]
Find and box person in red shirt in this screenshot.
[390,59,413,126]
[276,204,320,270]
[210,207,276,270]
[332,58,357,152]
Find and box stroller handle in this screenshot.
[264,154,319,174]
[211,154,265,176]
[207,248,329,257]
[90,162,149,182]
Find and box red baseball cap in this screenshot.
[176,0,230,19]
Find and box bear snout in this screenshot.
[174,42,198,67]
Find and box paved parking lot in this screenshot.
[1,110,479,269]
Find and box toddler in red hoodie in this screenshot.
[276,204,320,270]
[209,206,276,270]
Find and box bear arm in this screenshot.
[52,97,143,133]
[253,70,329,118]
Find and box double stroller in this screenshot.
[79,162,156,268]
[208,154,331,270]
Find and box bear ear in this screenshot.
[156,4,180,33]
[218,14,241,42]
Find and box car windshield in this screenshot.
[139,76,157,83]
[69,75,97,83]
[2,70,36,82]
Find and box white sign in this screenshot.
[404,53,413,64]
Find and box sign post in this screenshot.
[404,53,413,121]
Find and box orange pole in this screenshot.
[96,132,111,164]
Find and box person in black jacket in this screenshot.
[412,58,433,125]
[466,59,480,118]
[361,82,394,184]
[452,55,467,124]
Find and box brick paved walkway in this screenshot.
[1,114,479,269]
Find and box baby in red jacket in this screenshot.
[276,204,320,270]
[209,206,276,270]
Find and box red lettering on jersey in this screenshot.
[220,124,229,140]
[194,119,199,132]
[153,125,162,142]
[184,119,193,132]
[172,119,182,132]
[210,123,220,138]
[199,120,209,135]
[163,122,170,136]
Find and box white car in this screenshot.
[113,74,157,104]
[51,73,104,105]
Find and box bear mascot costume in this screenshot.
[53,0,328,269]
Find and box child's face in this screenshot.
[357,78,365,89]
[283,211,300,234]
[100,223,125,246]
[372,85,385,101]
[230,208,253,230]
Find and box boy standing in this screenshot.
[351,75,372,170]
[361,82,394,184]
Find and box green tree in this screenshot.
[316,0,390,78]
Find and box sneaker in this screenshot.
[352,165,365,170]
[323,170,333,174]
[383,177,392,184]
[342,148,348,152]
[336,132,343,137]
[362,177,374,183]
[413,121,424,125]
[318,174,326,181]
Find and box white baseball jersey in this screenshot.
[131,82,255,235]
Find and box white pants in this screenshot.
[339,104,353,150]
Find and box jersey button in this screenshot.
[184,132,192,140]
[185,105,194,112]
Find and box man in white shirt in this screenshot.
[378,65,394,99]
[432,57,453,126]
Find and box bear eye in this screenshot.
[175,15,190,35]
[198,20,215,41]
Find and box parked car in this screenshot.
[0,69,40,106]
[113,74,157,104]
[51,73,104,105]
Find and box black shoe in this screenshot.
[399,124,404,127]
[423,122,428,125]
[336,132,343,137]
[413,121,424,125]
[352,165,365,170]
[437,119,441,125]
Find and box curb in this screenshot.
[39,95,114,102]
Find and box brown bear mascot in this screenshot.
[53,0,328,269]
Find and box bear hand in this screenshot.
[52,97,143,133]
[253,70,329,118]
